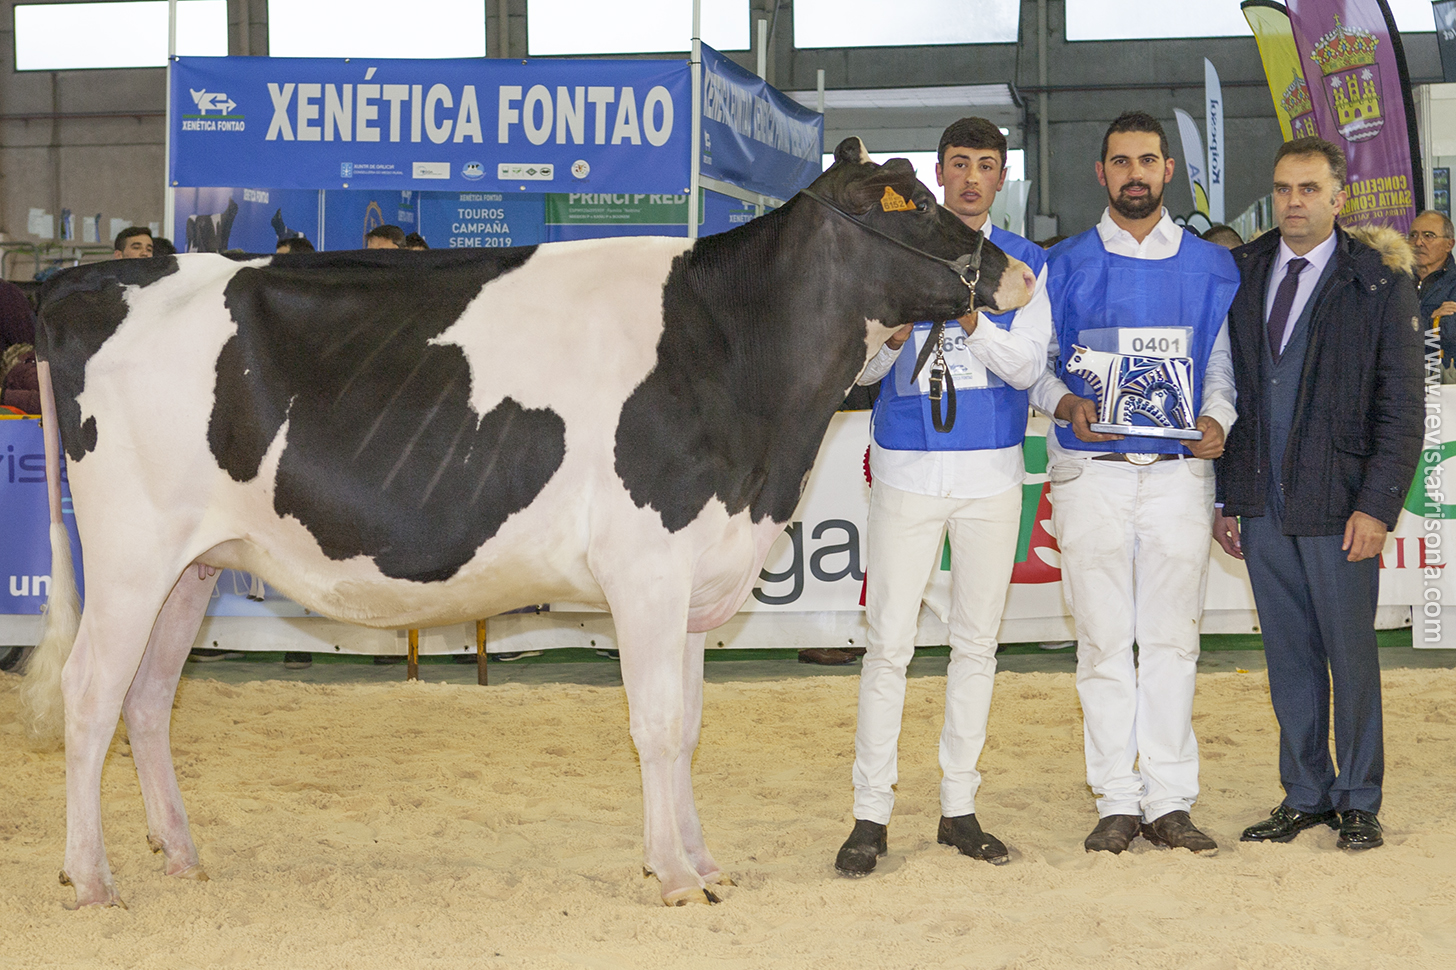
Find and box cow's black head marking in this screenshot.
[803,137,1016,318]
[37,256,181,462]
[613,136,1023,538]
[211,247,565,584]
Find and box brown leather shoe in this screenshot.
[1084,814,1141,853]
[798,648,855,665]
[1141,811,1218,855]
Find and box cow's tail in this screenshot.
[19,359,81,744]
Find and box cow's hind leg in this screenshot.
[61,577,179,908]
[674,631,731,888]
[614,598,715,906]
[123,566,219,881]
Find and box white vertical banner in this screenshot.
[1173,107,1210,215]
[1204,57,1225,223]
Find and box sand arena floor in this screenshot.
[2,660,1455,969]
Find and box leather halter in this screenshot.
[798,186,987,433]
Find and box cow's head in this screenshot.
[801,137,1036,324]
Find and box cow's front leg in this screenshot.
[675,631,730,888]
[615,603,715,906]
[123,567,218,881]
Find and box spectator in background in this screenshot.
[1408,210,1456,381]
[365,225,406,249]
[403,232,429,250]
[0,279,39,414]
[151,237,177,257]
[276,236,316,254]
[1202,225,1244,250]
[113,226,153,258]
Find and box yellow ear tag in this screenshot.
[880,186,916,212]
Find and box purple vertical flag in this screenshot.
[1286,0,1422,233]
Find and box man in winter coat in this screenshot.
[1214,137,1423,852]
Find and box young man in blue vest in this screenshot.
[1029,111,1238,856]
[835,118,1053,875]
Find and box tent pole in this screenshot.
[163,0,177,244]
[687,0,702,241]
[1037,0,1050,220]
[756,18,767,79]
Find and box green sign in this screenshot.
[545,192,703,226]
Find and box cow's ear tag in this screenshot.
[880,186,916,212]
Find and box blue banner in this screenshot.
[698,44,823,199]
[0,418,82,614]
[0,418,304,618]
[174,186,324,252]
[417,190,545,248]
[171,55,693,195]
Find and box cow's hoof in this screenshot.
[169,863,209,881]
[60,873,126,910]
[663,886,719,907]
[63,896,126,911]
[703,873,735,888]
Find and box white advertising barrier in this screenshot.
[739,401,1449,649]
[3,400,1448,656]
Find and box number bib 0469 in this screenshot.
[911,326,992,394]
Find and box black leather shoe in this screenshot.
[1141,811,1218,855]
[1337,810,1383,851]
[1084,814,1140,854]
[834,819,888,876]
[1240,805,1340,843]
[937,814,1009,865]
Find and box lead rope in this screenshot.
[797,186,985,434]
[909,321,958,433]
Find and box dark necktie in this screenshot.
[1266,257,1309,363]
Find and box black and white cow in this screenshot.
[22,138,1033,908]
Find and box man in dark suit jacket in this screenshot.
[1213,137,1423,852]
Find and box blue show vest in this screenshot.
[1045,227,1239,456]
[872,224,1047,452]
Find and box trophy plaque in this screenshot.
[1065,338,1203,441]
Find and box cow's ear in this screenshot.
[843,158,925,215]
[833,137,872,168]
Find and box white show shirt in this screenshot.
[857,225,1054,500]
[1265,230,1338,354]
[1027,207,1238,466]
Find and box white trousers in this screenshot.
[1048,458,1215,821]
[852,482,1022,824]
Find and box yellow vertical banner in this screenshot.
[1243,1,1320,142]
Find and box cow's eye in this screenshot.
[916,200,930,212]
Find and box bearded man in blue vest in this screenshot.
[835,118,1053,875]
[1028,111,1238,856]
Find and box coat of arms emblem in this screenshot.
[1310,16,1384,143]
[1279,72,1320,140]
